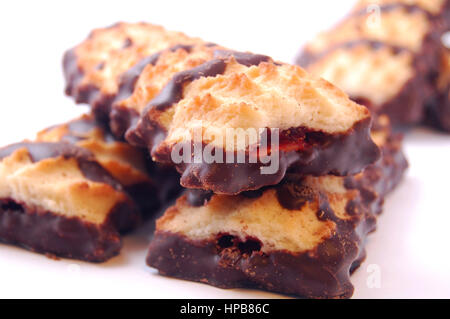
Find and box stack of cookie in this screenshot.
[0,22,408,298]
[297,0,449,130]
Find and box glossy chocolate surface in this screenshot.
[166,118,379,195]
[147,191,375,299]
[0,198,122,262]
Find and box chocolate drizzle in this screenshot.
[0,142,91,163]
[41,116,182,218]
[297,40,409,68]
[0,142,123,191]
[213,50,271,67]
[115,52,162,102]
[149,59,227,112]
[352,3,431,18]
[66,115,115,143]
[114,44,196,105]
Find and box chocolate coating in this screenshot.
[185,189,213,207]
[147,193,376,299]
[0,199,121,262]
[297,40,408,69]
[344,131,408,215]
[213,50,271,67]
[149,59,227,112]
[165,118,379,195]
[0,142,123,192]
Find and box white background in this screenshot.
[0,0,449,298]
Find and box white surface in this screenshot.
[0,0,449,299]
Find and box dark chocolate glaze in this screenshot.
[213,50,271,67]
[122,37,133,49]
[115,51,163,103]
[66,114,115,143]
[425,87,450,132]
[59,116,181,218]
[185,189,213,207]
[61,48,128,125]
[0,142,124,192]
[425,39,450,132]
[161,118,379,195]
[62,48,113,124]
[297,40,409,68]
[173,147,298,195]
[124,56,226,145]
[0,198,122,262]
[275,181,315,210]
[63,49,83,98]
[351,3,431,18]
[147,188,375,298]
[152,59,227,112]
[0,141,89,163]
[110,106,141,140]
[109,44,197,138]
[344,131,408,215]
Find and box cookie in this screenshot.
[63,22,202,122]
[296,0,449,126]
[36,114,180,215]
[146,116,407,298]
[125,52,380,194]
[0,142,139,262]
[0,115,182,262]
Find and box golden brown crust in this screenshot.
[63,22,203,122]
